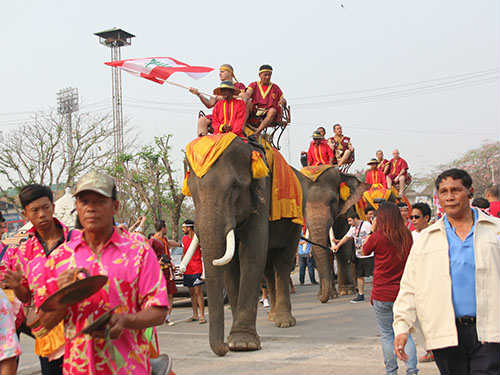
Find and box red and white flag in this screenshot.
[105,57,214,84]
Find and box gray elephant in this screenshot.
[181,136,303,356]
[295,166,369,303]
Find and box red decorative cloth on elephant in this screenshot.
[269,149,304,225]
[300,165,334,182]
[307,140,333,166]
[365,169,387,188]
[211,98,247,137]
[328,136,354,165]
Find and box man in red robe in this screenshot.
[244,64,286,135]
[211,81,247,137]
[365,158,387,188]
[387,149,410,197]
[375,150,390,175]
[190,64,246,136]
[328,123,354,167]
[307,131,333,166]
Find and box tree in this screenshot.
[0,110,116,204]
[413,141,499,196]
[111,135,187,240]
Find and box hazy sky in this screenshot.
[1,0,498,181]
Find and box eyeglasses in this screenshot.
[410,215,421,220]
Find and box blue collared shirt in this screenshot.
[298,242,311,256]
[444,209,478,317]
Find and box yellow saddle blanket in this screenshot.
[300,165,334,182]
[185,133,238,178]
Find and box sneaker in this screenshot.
[263,298,270,308]
[419,351,434,362]
[167,321,175,326]
[350,294,364,303]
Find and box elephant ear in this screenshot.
[337,173,370,217]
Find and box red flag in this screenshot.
[105,57,214,84]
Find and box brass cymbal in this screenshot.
[73,306,119,338]
[40,275,108,312]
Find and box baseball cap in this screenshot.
[73,170,116,198]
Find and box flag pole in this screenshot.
[165,80,214,99]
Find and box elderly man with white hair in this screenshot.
[387,149,410,197]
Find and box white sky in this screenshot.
[1,0,499,180]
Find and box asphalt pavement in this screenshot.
[17,273,439,374]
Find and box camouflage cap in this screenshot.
[73,170,116,198]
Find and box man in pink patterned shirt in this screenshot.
[41,170,168,375]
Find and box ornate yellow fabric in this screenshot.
[339,182,350,201]
[251,151,269,179]
[270,149,304,225]
[35,321,65,357]
[185,133,238,178]
[362,184,394,210]
[182,171,191,196]
[300,165,334,182]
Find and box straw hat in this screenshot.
[367,158,378,165]
[213,81,239,96]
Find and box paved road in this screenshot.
[18,277,439,374]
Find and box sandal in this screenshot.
[185,317,199,322]
[199,318,207,324]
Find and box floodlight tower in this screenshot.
[94,28,135,156]
[57,87,79,172]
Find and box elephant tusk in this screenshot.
[329,227,335,247]
[213,230,235,266]
[179,234,199,273]
[305,229,310,239]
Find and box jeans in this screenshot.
[372,299,418,375]
[298,255,316,284]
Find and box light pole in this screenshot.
[57,87,79,181]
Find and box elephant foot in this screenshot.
[228,331,261,352]
[211,343,229,357]
[338,288,348,296]
[268,310,276,322]
[273,312,296,328]
[317,287,338,303]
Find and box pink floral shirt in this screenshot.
[44,228,168,375]
[15,219,70,308]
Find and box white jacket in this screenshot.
[393,209,500,350]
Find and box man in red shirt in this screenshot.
[387,149,410,197]
[485,184,500,218]
[376,150,390,175]
[181,220,206,324]
[190,64,246,137]
[365,158,387,188]
[307,131,333,166]
[244,64,286,135]
[328,124,354,168]
[211,81,247,138]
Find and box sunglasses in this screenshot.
[410,215,421,220]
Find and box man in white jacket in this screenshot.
[393,169,500,375]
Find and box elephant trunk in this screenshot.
[306,203,336,303]
[197,208,235,356]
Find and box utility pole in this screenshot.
[94,28,134,158]
[57,87,79,183]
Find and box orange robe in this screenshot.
[365,169,387,188]
[307,140,333,166]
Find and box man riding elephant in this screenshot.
[244,64,286,135]
[190,64,246,136]
[328,124,354,170]
[211,81,247,137]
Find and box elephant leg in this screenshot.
[264,256,277,322]
[224,250,240,323]
[268,246,297,328]
[227,223,267,352]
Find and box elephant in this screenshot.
[294,167,369,303]
[181,136,302,356]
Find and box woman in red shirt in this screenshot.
[363,202,418,375]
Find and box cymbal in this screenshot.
[73,306,119,338]
[40,275,108,312]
